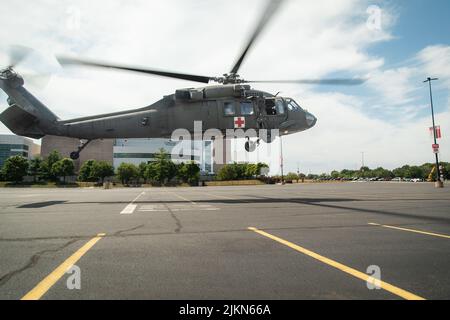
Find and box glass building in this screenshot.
[113,138,214,174]
[0,134,41,167]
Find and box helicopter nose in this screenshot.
[305,112,317,128]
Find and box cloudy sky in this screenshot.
[0,0,449,174]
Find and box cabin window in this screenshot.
[276,100,285,114]
[240,102,254,115]
[223,102,236,116]
[265,99,277,115]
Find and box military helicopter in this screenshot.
[0,0,364,159]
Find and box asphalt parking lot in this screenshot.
[0,182,449,300]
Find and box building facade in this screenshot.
[41,136,114,171]
[0,134,41,167]
[114,138,214,174]
[40,136,215,174]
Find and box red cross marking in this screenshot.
[234,117,245,128]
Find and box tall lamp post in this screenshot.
[424,77,444,188]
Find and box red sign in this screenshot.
[234,117,246,129]
[432,144,440,154]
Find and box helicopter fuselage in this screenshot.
[0,74,316,143]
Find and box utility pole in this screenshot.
[424,77,444,188]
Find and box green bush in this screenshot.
[285,172,299,181]
[217,163,269,181]
[1,156,29,183]
[117,163,139,185]
[78,160,97,182]
[91,161,115,183]
[28,157,42,182]
[51,158,75,184]
[40,150,62,181]
[177,162,201,185]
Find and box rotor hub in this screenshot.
[0,67,24,87]
[214,73,247,85]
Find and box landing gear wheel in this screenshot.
[70,152,80,160]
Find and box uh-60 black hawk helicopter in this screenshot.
[0,0,363,160]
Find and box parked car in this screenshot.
[392,177,402,182]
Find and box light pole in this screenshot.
[424,77,443,188]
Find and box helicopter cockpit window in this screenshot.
[286,99,302,111]
[223,102,236,116]
[265,99,285,115]
[240,101,254,116]
[275,100,285,115]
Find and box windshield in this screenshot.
[285,98,303,111]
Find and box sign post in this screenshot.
[424,77,444,188]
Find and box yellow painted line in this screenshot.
[248,227,425,301]
[21,233,106,300]
[368,223,450,239]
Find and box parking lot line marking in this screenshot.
[120,192,145,215]
[120,204,137,214]
[248,227,425,301]
[171,192,197,205]
[21,233,105,300]
[368,223,450,239]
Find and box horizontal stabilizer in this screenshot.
[0,105,45,139]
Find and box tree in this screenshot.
[28,157,42,182]
[138,162,148,184]
[443,163,450,180]
[78,160,96,182]
[116,163,139,185]
[145,163,158,184]
[285,172,299,181]
[41,150,62,181]
[177,162,200,185]
[330,171,340,179]
[405,166,424,179]
[51,158,75,184]
[2,156,29,183]
[152,149,177,184]
[91,161,115,183]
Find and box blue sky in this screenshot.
[371,0,450,114]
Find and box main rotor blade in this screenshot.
[230,0,285,75]
[57,57,214,84]
[8,45,33,68]
[245,78,367,86]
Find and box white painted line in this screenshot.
[171,192,197,205]
[120,204,137,215]
[120,192,145,215]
